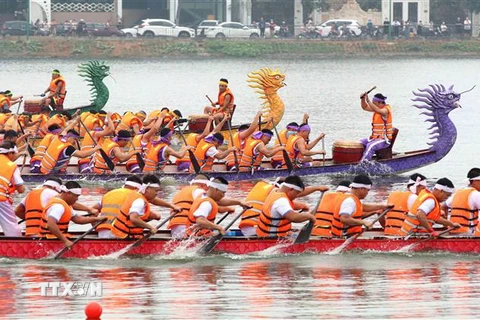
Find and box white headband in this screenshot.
[208,179,228,193]
[190,179,210,186]
[43,180,62,192]
[138,183,161,193]
[336,186,350,192]
[434,184,454,193]
[469,176,480,181]
[350,182,372,190]
[124,181,141,189]
[0,146,18,154]
[60,185,82,195]
[408,177,428,186]
[280,182,303,192]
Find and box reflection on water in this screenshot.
[2,255,480,319]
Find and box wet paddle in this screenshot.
[273,125,294,173]
[176,123,201,174]
[330,205,393,254]
[16,120,35,157]
[226,120,240,171]
[294,192,325,244]
[360,86,377,99]
[78,119,115,172]
[53,219,105,259]
[415,226,457,243]
[197,208,248,255]
[129,140,145,172]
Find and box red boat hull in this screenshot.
[1,236,479,259]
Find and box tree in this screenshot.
[463,0,480,14]
[301,0,330,22]
[357,0,381,12]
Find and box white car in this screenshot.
[204,22,260,39]
[196,20,219,36]
[317,19,362,37]
[137,19,195,38]
[121,25,138,38]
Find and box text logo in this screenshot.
[40,282,103,297]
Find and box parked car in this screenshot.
[204,22,260,39]
[137,19,195,38]
[86,23,124,37]
[317,19,362,37]
[1,20,49,37]
[121,25,139,38]
[196,20,219,37]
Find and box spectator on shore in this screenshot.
[393,20,400,37]
[50,19,57,37]
[367,19,373,36]
[429,21,434,36]
[440,21,448,35]
[417,21,423,36]
[464,17,472,37]
[383,17,390,35]
[455,17,463,37]
[259,17,266,38]
[269,19,276,38]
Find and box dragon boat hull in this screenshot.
[1,232,479,259]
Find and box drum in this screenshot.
[24,99,44,113]
[332,140,364,164]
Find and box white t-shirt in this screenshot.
[21,188,59,207]
[192,188,205,199]
[407,193,418,210]
[270,197,293,218]
[418,198,436,215]
[193,196,213,219]
[339,197,357,216]
[12,167,23,186]
[206,146,219,158]
[129,198,146,216]
[47,203,77,221]
[445,189,480,210]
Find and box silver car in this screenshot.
[204,22,260,39]
[137,19,195,38]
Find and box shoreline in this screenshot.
[1,37,480,59]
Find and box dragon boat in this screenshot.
[1,230,479,259]
[18,83,468,182]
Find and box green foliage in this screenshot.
[357,0,382,11]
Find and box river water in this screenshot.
[1,58,480,319]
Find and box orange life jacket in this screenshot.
[239,181,275,229]
[24,187,53,237]
[111,192,151,239]
[0,113,11,126]
[176,133,199,165]
[216,88,235,112]
[92,138,119,174]
[285,134,302,166]
[0,95,11,109]
[78,130,103,165]
[370,105,393,140]
[0,154,17,203]
[27,114,49,136]
[168,185,203,229]
[40,137,73,174]
[44,114,67,131]
[187,196,219,237]
[257,190,293,237]
[126,134,147,168]
[271,128,292,163]
[39,197,72,239]
[312,192,342,237]
[225,132,242,168]
[3,115,17,131]
[31,133,56,164]
[49,76,67,98]
[116,112,143,134]
[239,137,263,172]
[331,193,364,237]
[144,142,168,172]
[399,190,440,235]
[384,191,411,236]
[192,139,215,171]
[97,188,135,231]
[80,115,101,137]
[449,188,478,234]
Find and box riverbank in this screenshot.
[1,37,480,59]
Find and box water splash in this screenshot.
[96,243,137,260]
[346,160,395,176]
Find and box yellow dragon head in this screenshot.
[247,68,286,128]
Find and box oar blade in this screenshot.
[136,153,145,172]
[197,233,223,255]
[100,149,115,171]
[53,219,104,259]
[283,150,294,173]
[294,220,314,244]
[27,145,35,157]
[189,150,201,174]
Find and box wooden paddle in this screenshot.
[16,120,35,157]
[129,140,145,172]
[53,219,105,259]
[360,86,377,99]
[197,208,248,255]
[175,123,201,174]
[273,125,294,173]
[331,205,393,254]
[294,192,325,244]
[78,119,115,172]
[226,120,240,171]
[415,226,457,243]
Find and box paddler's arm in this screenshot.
[196,116,214,142]
[217,198,250,209]
[339,214,370,227]
[239,111,263,140]
[416,209,434,233]
[165,145,193,160]
[149,197,181,213]
[363,203,391,212]
[306,133,325,150]
[111,146,138,162]
[15,203,26,219]
[141,116,164,144]
[72,145,102,158]
[257,143,284,157]
[296,139,325,157]
[211,115,229,134]
[72,202,99,216]
[284,210,316,224]
[60,116,81,136]
[436,217,460,229]
[214,146,239,160]
[130,212,157,233]
[195,216,225,235]
[71,215,105,224]
[47,216,72,247]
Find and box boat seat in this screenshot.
[375,127,399,160]
[188,104,236,133]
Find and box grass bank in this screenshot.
[1,37,480,59]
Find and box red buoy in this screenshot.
[85,301,103,318]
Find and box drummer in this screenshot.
[359,92,394,161]
[40,69,67,109]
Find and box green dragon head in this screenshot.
[77,61,110,108]
[78,60,110,80]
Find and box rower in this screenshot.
[331,175,391,238]
[203,78,235,123]
[2,130,29,159]
[284,123,325,168]
[15,176,63,237]
[0,110,13,131]
[26,106,51,137]
[191,133,238,172]
[116,111,146,135]
[40,69,67,109]
[161,109,182,130]
[312,180,351,237]
[43,112,71,132]
[111,174,163,239]
[238,129,284,172]
[256,175,316,238]
[144,128,193,172]
[39,181,104,249]
[0,90,23,111]
[30,124,62,173]
[90,130,137,174]
[225,111,263,171]
[359,92,393,161]
[0,141,24,236]
[446,168,480,236]
[399,178,460,237]
[384,173,427,236]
